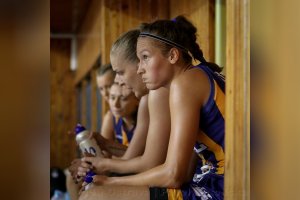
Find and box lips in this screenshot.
[112,109,122,114]
[125,85,132,90]
[142,77,148,83]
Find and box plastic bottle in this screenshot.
[74,124,100,191]
[75,124,102,157]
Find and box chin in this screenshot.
[113,113,122,118]
[146,83,161,90]
[134,91,142,99]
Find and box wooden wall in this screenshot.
[50,39,77,168]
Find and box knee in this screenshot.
[78,187,104,200]
[78,190,89,200]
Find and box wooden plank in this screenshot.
[121,0,131,31]
[129,0,140,28]
[138,0,152,22]
[50,39,77,168]
[75,0,102,84]
[91,69,98,131]
[156,0,169,19]
[110,0,121,43]
[81,79,87,127]
[100,0,111,117]
[225,0,250,199]
[100,0,111,64]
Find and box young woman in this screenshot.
[77,30,172,192]
[108,83,139,146]
[79,16,225,200]
[67,65,138,200]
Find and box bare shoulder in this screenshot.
[138,94,149,112]
[170,67,210,105]
[136,94,149,124]
[148,87,169,102]
[148,87,170,114]
[103,110,113,121]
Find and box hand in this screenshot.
[88,131,107,150]
[82,175,110,186]
[101,150,112,158]
[68,158,84,183]
[77,159,94,177]
[92,175,110,185]
[81,156,109,175]
[78,175,110,196]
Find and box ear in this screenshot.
[168,48,180,64]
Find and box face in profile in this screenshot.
[96,71,115,102]
[108,83,139,118]
[110,54,148,99]
[137,37,174,90]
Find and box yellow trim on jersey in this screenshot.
[121,129,129,146]
[167,188,183,200]
[213,80,225,119]
[197,131,225,174]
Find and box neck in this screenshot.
[163,62,193,89]
[122,116,135,130]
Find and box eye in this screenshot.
[120,96,127,101]
[117,70,124,75]
[142,55,148,60]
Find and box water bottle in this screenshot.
[84,171,96,190]
[75,124,102,157]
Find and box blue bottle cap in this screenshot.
[84,176,93,183]
[84,171,96,183]
[75,124,86,134]
[87,171,96,176]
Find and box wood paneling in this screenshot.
[225,0,250,199]
[50,0,92,33]
[170,0,215,62]
[50,39,77,168]
[75,0,102,84]
[80,79,87,127]
[91,69,98,131]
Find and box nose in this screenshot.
[114,75,123,85]
[137,62,145,75]
[113,98,120,107]
[104,88,109,98]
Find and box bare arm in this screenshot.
[121,95,149,160]
[82,88,171,175]
[92,72,209,188]
[93,133,127,157]
[100,111,115,141]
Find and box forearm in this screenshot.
[104,156,148,174]
[104,163,181,188]
[120,142,144,160]
[95,133,127,157]
[104,140,127,157]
